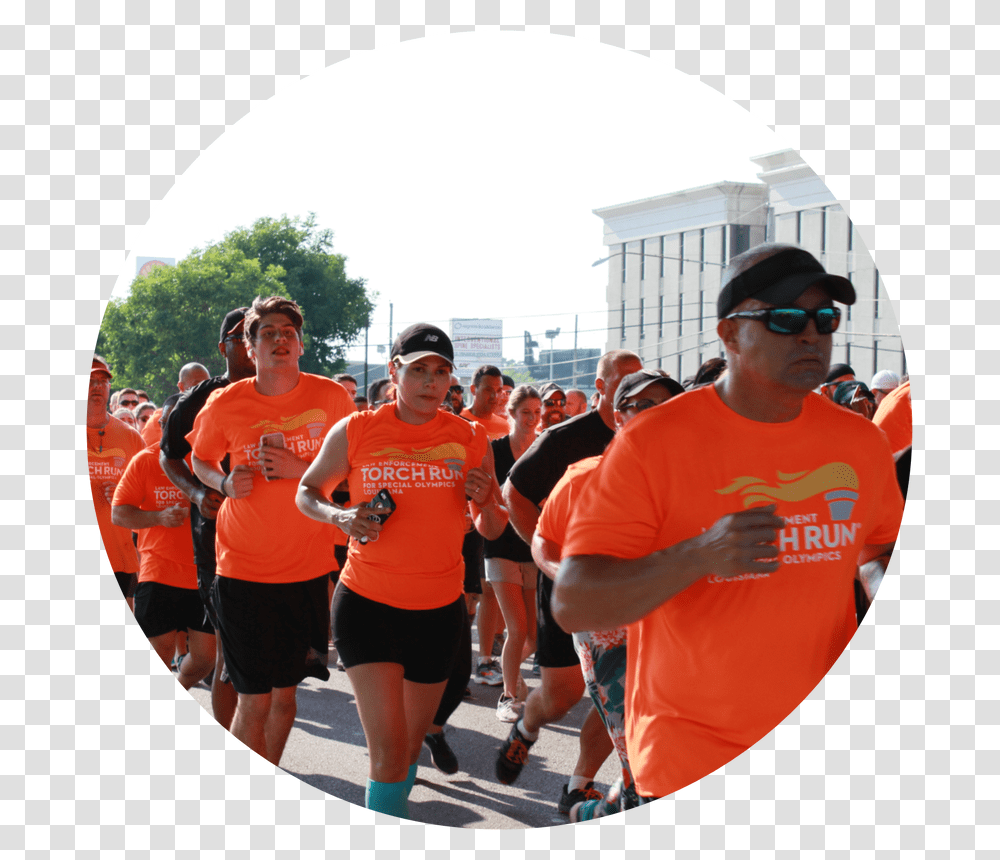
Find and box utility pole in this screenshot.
[363,324,369,393]
[572,315,578,388]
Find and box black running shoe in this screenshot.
[424,731,459,775]
[495,721,535,785]
[557,781,603,815]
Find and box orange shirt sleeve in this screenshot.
[535,456,602,548]
[872,381,911,456]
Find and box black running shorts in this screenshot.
[114,571,138,599]
[535,570,580,669]
[332,582,465,684]
[133,581,213,639]
[212,574,330,695]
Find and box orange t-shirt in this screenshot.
[112,444,195,588]
[535,456,602,545]
[460,407,510,441]
[187,373,355,584]
[87,415,145,574]
[562,386,905,798]
[338,406,488,610]
[872,380,911,456]
[140,408,163,447]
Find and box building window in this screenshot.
[639,298,645,339]
[729,224,751,260]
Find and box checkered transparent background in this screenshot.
[2,0,993,854]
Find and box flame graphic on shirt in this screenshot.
[369,443,468,471]
[715,462,860,512]
[250,410,328,438]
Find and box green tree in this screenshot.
[221,214,374,376]
[96,214,375,404]
[96,245,289,404]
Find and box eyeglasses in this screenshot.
[223,334,244,343]
[543,398,565,408]
[619,398,658,413]
[120,399,139,407]
[725,306,841,335]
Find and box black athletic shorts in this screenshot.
[196,562,218,633]
[332,582,465,684]
[535,570,579,669]
[114,571,138,599]
[133,581,213,639]
[212,574,330,696]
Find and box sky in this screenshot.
[116,31,790,367]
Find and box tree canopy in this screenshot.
[96,215,374,404]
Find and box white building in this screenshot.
[595,149,905,386]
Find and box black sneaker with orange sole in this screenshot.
[557,781,604,815]
[495,721,535,785]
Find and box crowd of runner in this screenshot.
[87,243,909,822]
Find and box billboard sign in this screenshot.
[450,318,503,376]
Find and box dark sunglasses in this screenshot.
[725,306,841,335]
[543,398,565,407]
[120,399,139,407]
[223,334,244,343]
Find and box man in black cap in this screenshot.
[820,362,856,400]
[553,244,904,802]
[537,382,567,430]
[159,307,257,728]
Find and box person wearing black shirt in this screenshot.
[159,307,256,729]
[496,350,642,815]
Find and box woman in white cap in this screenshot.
[296,323,508,820]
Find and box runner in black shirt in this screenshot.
[159,307,256,729]
[497,350,642,816]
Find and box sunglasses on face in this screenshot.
[543,398,565,407]
[725,306,841,335]
[120,399,138,407]
[619,398,658,413]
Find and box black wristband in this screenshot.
[220,472,230,497]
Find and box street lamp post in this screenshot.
[545,328,560,382]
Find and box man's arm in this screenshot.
[159,450,224,519]
[112,503,186,530]
[856,541,895,603]
[530,531,561,581]
[502,479,541,545]
[192,455,254,500]
[552,504,785,632]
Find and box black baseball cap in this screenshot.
[538,382,565,401]
[614,369,685,411]
[824,363,856,384]
[220,307,249,342]
[390,323,454,368]
[717,246,856,319]
[832,379,874,407]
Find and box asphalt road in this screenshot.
[185,644,621,829]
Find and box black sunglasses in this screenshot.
[725,306,841,335]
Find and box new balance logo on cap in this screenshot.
[425,334,439,342]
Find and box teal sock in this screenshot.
[365,777,410,819]
[403,763,418,797]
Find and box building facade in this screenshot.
[595,149,905,386]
